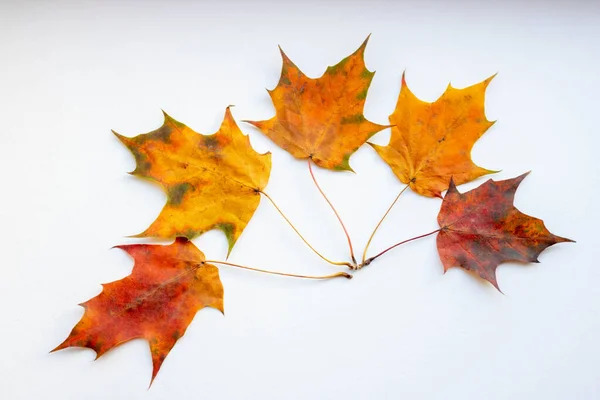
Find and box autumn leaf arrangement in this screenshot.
[52,36,573,386]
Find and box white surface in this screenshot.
[1,1,598,399]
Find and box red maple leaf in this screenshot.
[52,238,224,385]
[437,173,573,290]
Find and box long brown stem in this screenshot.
[260,191,353,268]
[361,184,409,263]
[362,229,441,267]
[203,260,352,280]
[308,159,357,266]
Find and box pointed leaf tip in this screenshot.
[447,176,457,191]
[359,33,371,52]
[506,171,531,188]
[486,72,498,83]
[223,106,235,122]
[161,109,178,126]
[278,45,290,61]
[112,129,128,143]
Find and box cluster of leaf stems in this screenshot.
[208,159,439,281]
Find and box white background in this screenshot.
[1,1,598,399]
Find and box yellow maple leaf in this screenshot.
[370,73,497,197]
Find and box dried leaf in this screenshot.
[371,73,497,197]
[114,107,271,253]
[436,173,573,290]
[52,238,223,385]
[247,36,387,171]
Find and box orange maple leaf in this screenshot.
[52,238,223,385]
[370,73,497,197]
[437,173,573,291]
[246,36,388,171]
[113,107,271,254]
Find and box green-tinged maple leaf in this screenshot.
[114,107,271,254]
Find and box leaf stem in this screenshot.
[361,184,409,263]
[260,191,354,268]
[203,260,352,280]
[362,229,441,267]
[308,159,357,267]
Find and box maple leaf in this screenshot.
[436,173,573,290]
[113,107,271,254]
[370,73,497,197]
[246,36,388,171]
[52,238,223,385]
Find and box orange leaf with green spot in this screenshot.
[246,36,388,171]
[370,73,497,197]
[52,238,224,386]
[114,107,271,254]
[436,173,573,291]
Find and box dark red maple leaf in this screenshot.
[436,173,573,290]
